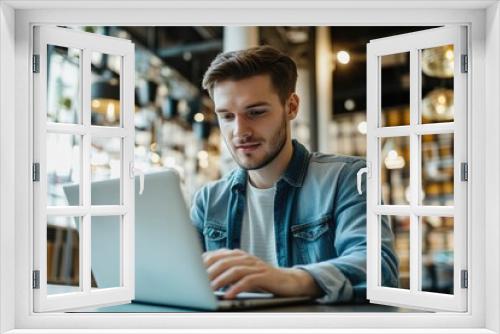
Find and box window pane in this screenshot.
[47,133,81,206]
[380,52,410,127]
[91,216,121,289]
[91,137,122,205]
[421,133,454,206]
[421,45,454,124]
[47,216,81,295]
[91,53,121,127]
[381,215,409,290]
[380,137,410,205]
[421,216,454,294]
[47,45,81,124]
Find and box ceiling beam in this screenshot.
[193,26,216,40]
[157,40,222,58]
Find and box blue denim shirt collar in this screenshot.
[230,139,311,192]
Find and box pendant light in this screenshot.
[422,45,454,79]
[91,78,120,124]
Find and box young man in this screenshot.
[190,45,399,304]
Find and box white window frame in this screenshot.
[32,26,136,312]
[366,26,468,312]
[0,1,498,333]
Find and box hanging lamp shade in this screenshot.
[422,88,454,122]
[91,80,121,123]
[92,80,120,100]
[422,45,454,78]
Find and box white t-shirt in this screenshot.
[240,181,278,267]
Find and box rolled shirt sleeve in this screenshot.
[294,261,354,303]
[296,159,399,303]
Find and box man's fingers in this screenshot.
[207,255,257,281]
[201,248,229,264]
[202,248,245,268]
[210,265,263,291]
[224,274,266,299]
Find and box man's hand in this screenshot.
[202,248,323,299]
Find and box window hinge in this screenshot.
[33,270,40,289]
[461,162,468,182]
[461,54,468,73]
[32,163,40,182]
[33,55,40,73]
[461,270,468,289]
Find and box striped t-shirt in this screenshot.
[240,181,278,267]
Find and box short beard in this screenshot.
[234,113,288,171]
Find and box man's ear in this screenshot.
[286,93,300,121]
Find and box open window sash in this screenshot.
[366,26,468,312]
[33,26,135,312]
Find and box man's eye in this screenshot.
[249,110,265,117]
[220,114,234,121]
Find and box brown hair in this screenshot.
[202,45,298,104]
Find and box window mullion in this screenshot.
[35,30,49,305]
[374,205,411,215]
[81,214,91,294]
[412,206,454,217]
[46,122,86,135]
[409,48,420,293]
[90,126,127,138]
[452,26,468,306]
[375,126,411,138]
[414,122,454,135]
[81,48,91,294]
[121,50,134,295]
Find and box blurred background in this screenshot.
[45,26,455,296]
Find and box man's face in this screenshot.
[213,74,292,170]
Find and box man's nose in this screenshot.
[233,115,252,139]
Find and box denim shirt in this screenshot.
[190,140,399,303]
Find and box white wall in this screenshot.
[485,2,500,333]
[0,2,16,333]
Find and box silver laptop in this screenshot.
[64,169,310,311]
